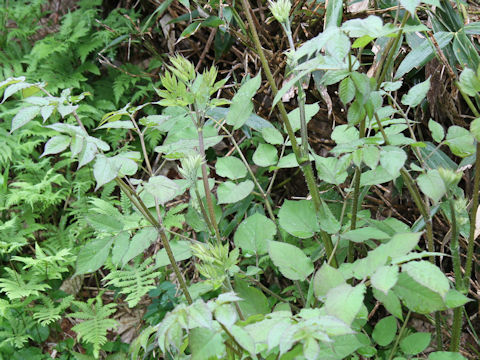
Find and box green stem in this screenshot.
[465,142,480,289]
[195,187,215,234]
[115,178,193,304]
[388,310,411,360]
[348,167,361,263]
[239,0,336,266]
[197,126,222,245]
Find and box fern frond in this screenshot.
[0,268,51,300]
[33,295,73,326]
[69,295,118,359]
[103,258,161,307]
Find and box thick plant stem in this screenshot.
[465,142,480,289]
[115,178,193,304]
[448,195,463,352]
[240,0,336,266]
[198,127,222,245]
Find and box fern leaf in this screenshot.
[103,258,160,307]
[0,268,51,300]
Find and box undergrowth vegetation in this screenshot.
[1,0,480,359]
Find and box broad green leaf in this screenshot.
[331,125,359,144]
[393,273,446,314]
[315,155,349,185]
[143,176,179,205]
[428,119,445,143]
[444,289,471,308]
[445,126,475,157]
[313,263,346,299]
[75,237,113,275]
[226,72,261,129]
[429,352,467,360]
[371,265,399,295]
[215,156,247,180]
[347,99,365,125]
[372,316,397,346]
[261,127,284,145]
[400,332,431,355]
[11,106,40,132]
[342,15,394,38]
[325,284,366,325]
[189,328,225,360]
[229,325,256,357]
[276,153,314,168]
[470,118,480,142]
[303,337,320,360]
[234,213,276,255]
[318,200,341,234]
[339,77,355,105]
[400,0,420,15]
[93,155,121,190]
[234,277,270,316]
[278,200,320,238]
[360,166,395,186]
[342,227,390,243]
[41,135,71,157]
[452,30,480,71]
[156,240,192,267]
[373,289,403,319]
[286,103,319,132]
[396,32,453,79]
[252,143,278,167]
[324,0,343,28]
[78,141,97,169]
[362,145,380,169]
[417,169,446,203]
[217,180,254,204]
[326,31,350,60]
[402,260,449,298]
[122,227,157,265]
[458,68,480,96]
[401,78,430,107]
[111,232,130,265]
[268,241,314,280]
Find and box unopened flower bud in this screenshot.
[269,0,291,24]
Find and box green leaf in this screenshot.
[268,241,314,281]
[360,166,395,186]
[393,273,446,314]
[318,200,341,234]
[445,126,475,157]
[444,289,471,308]
[325,0,343,28]
[400,0,420,15]
[313,263,346,299]
[400,332,431,355]
[362,146,380,169]
[278,200,320,238]
[226,73,262,129]
[417,169,446,203]
[347,100,365,125]
[41,135,71,157]
[315,155,349,185]
[428,119,445,143]
[156,240,192,267]
[261,127,284,145]
[458,68,480,96]
[339,77,355,105]
[396,32,453,79]
[143,176,179,205]
[373,289,403,319]
[122,227,157,265]
[286,103,319,132]
[189,328,225,360]
[111,232,130,266]
[217,180,254,204]
[234,213,276,255]
[342,227,390,243]
[252,143,278,167]
[325,284,366,325]
[470,118,480,142]
[372,316,397,346]
[371,265,399,295]
[401,78,430,107]
[93,155,121,190]
[234,277,270,316]
[428,351,467,360]
[75,237,114,275]
[11,106,40,132]
[331,125,359,144]
[403,261,449,298]
[215,156,247,180]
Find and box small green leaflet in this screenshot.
[226,72,262,129]
[401,78,430,107]
[428,119,445,143]
[75,237,114,275]
[215,156,247,180]
[325,283,366,325]
[252,143,278,167]
[234,213,276,255]
[278,200,320,238]
[417,169,446,203]
[143,176,179,205]
[217,180,254,204]
[41,135,71,157]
